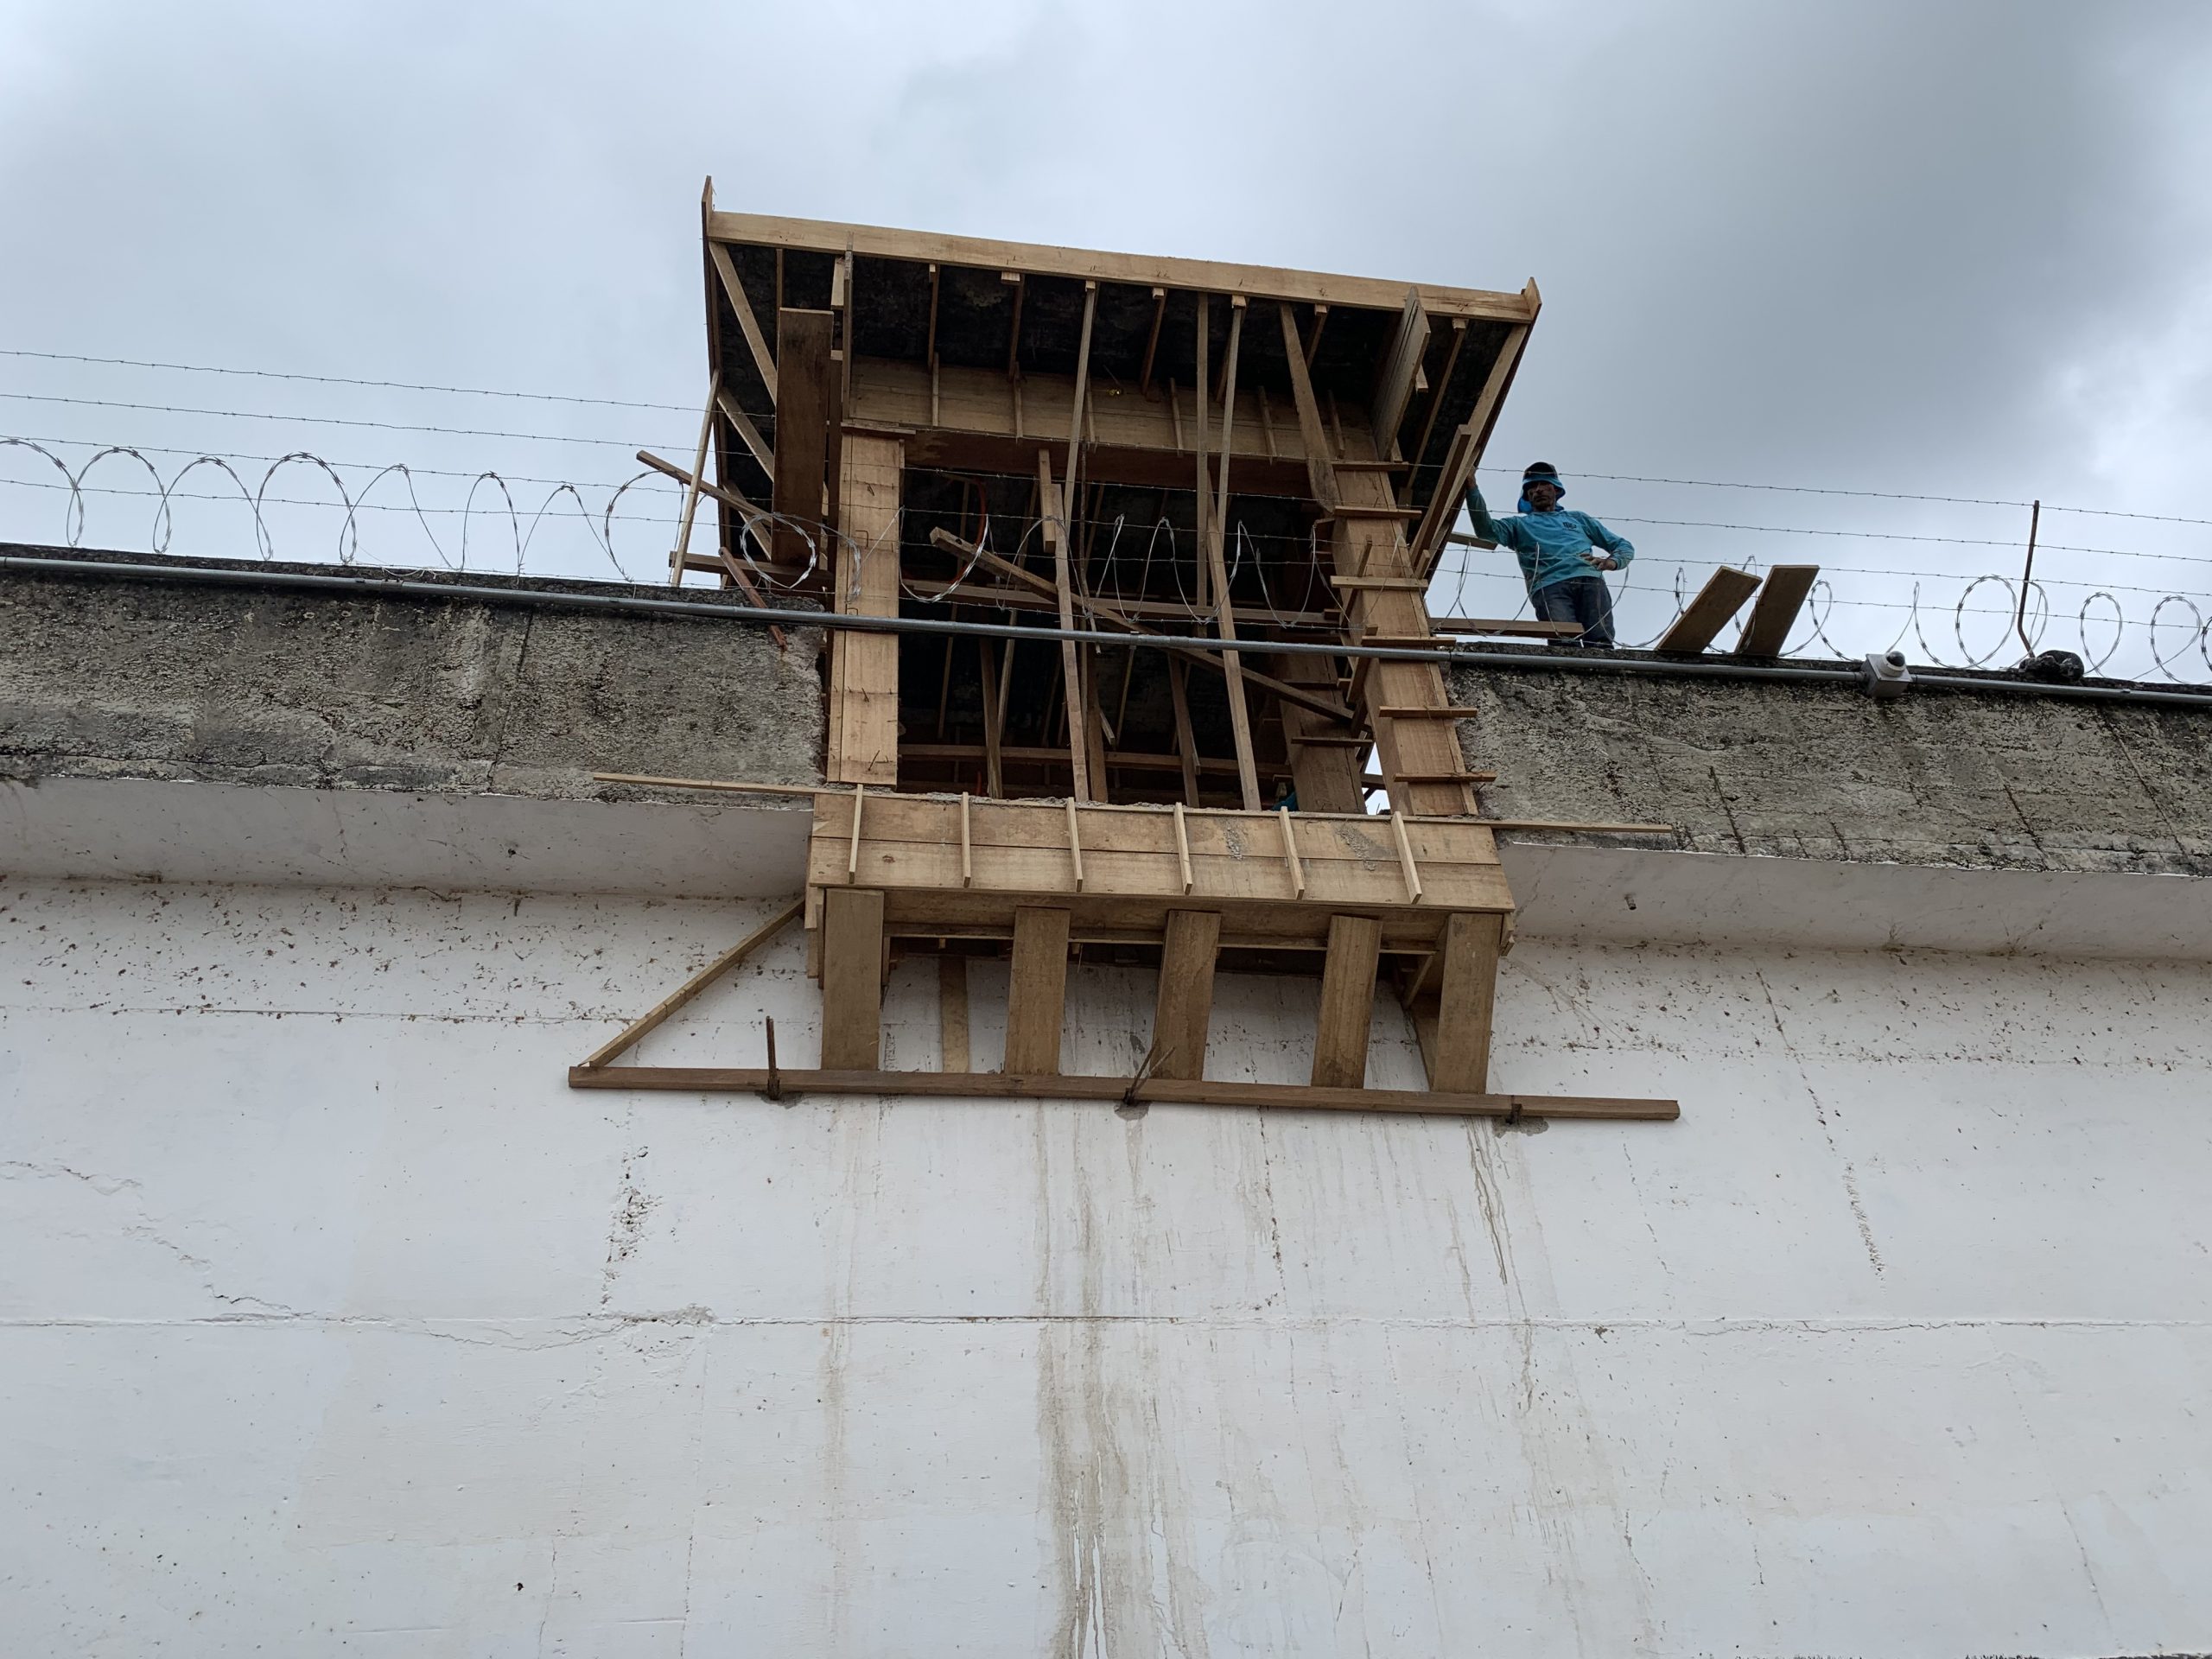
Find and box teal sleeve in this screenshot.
[1463,483,1529,551]
[1580,513,1635,566]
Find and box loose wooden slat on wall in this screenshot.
[1735,564,1821,657]
[1151,910,1222,1080]
[1311,913,1382,1088]
[829,433,904,785]
[1004,906,1071,1075]
[819,887,885,1070]
[1655,567,1764,654]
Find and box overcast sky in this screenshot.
[4,0,2209,671]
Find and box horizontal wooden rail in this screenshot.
[567,1065,1678,1121]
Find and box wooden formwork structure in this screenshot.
[575,188,1678,1122]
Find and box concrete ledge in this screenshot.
[0,777,811,899]
[1503,841,2212,963]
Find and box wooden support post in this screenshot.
[1167,656,1201,806]
[770,308,836,574]
[1151,909,1221,1080]
[978,640,1006,798]
[708,241,778,404]
[819,887,886,1070]
[827,432,904,785]
[576,896,803,1070]
[1192,299,1211,613]
[1004,906,1071,1075]
[1278,302,1340,510]
[938,953,970,1072]
[668,374,717,586]
[1428,911,1503,1093]
[1410,321,1533,575]
[1038,448,1093,801]
[1207,297,1263,811]
[1312,913,1382,1089]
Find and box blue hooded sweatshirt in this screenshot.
[1462,473,1635,595]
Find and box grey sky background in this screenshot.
[3,0,2209,672]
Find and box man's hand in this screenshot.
[1586,553,1619,571]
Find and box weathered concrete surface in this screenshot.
[0,545,824,799]
[4,876,2210,1655]
[1454,652,2212,877]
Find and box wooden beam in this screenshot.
[668,375,717,586]
[712,386,773,474]
[978,639,1005,798]
[1278,301,1340,510]
[819,886,885,1070]
[1151,909,1221,1080]
[1404,317,1469,490]
[1037,449,1093,802]
[1168,657,1200,805]
[1206,297,1263,811]
[828,433,904,785]
[1736,564,1821,657]
[1656,567,1764,654]
[1312,913,1382,1088]
[771,308,836,572]
[1139,286,1166,394]
[708,209,1541,323]
[576,897,802,1070]
[709,240,778,404]
[574,1064,1681,1121]
[1370,288,1429,461]
[938,953,970,1071]
[1004,906,1071,1074]
[1427,911,1503,1093]
[1427,617,1582,638]
[1409,321,1533,575]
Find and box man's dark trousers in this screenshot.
[1533,575,1615,646]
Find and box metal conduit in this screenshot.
[7,552,2210,711]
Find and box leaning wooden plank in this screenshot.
[1003,906,1071,1075]
[1036,450,1092,802]
[1276,300,1340,508]
[1312,913,1382,1089]
[819,887,886,1070]
[709,240,778,404]
[576,897,804,1070]
[569,1065,1680,1121]
[1409,320,1534,574]
[1369,288,1430,461]
[771,308,836,573]
[1734,563,1821,657]
[1150,909,1222,1081]
[1655,567,1764,654]
[1428,911,1504,1093]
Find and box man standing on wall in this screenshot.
[1463,461,1636,646]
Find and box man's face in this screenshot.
[1526,480,1560,511]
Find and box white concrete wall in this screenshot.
[4,874,2211,1656]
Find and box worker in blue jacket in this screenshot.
[1463,461,1635,645]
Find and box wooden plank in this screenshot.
[1311,913,1382,1088]
[709,210,1540,323]
[938,954,970,1071]
[1173,800,1193,893]
[668,375,717,585]
[1205,299,1263,811]
[1736,563,1821,657]
[709,240,778,404]
[819,886,885,1070]
[1004,906,1071,1074]
[1278,808,1306,899]
[829,433,904,785]
[1390,811,1423,902]
[1376,705,1482,719]
[1656,567,1764,654]
[1404,316,1469,497]
[1151,909,1221,1080]
[1330,575,1428,591]
[1277,301,1339,509]
[1369,288,1430,460]
[712,385,774,473]
[1037,450,1093,801]
[1428,911,1503,1093]
[1427,618,1582,638]
[1410,320,1533,574]
[574,1064,1680,1120]
[771,308,836,572]
[1271,647,1363,813]
[978,640,1005,798]
[1167,658,1200,806]
[577,896,803,1070]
